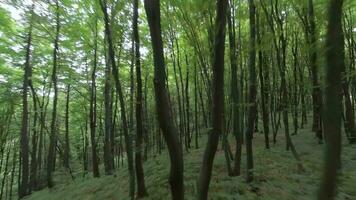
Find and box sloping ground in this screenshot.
[26,124,356,200]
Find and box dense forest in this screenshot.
[0,0,355,199]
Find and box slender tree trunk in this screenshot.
[37,84,49,188]
[292,33,299,135]
[227,0,242,176]
[100,1,135,198]
[47,1,60,188]
[104,29,115,174]
[9,144,17,200]
[133,0,148,197]
[245,0,257,183]
[144,0,184,199]
[19,6,34,197]
[29,83,38,191]
[341,62,356,143]
[197,0,228,198]
[0,146,11,199]
[308,0,323,142]
[185,56,191,148]
[256,9,270,149]
[171,40,184,146]
[64,84,70,169]
[103,38,113,175]
[194,62,199,149]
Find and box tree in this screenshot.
[144,0,184,199]
[89,18,100,178]
[102,16,114,175]
[256,6,270,148]
[100,0,136,198]
[64,84,71,169]
[318,0,344,199]
[308,0,323,142]
[228,0,243,176]
[19,5,34,197]
[197,0,228,198]
[245,0,257,183]
[47,0,61,188]
[133,0,148,197]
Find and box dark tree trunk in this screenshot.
[19,6,34,197]
[36,83,50,189]
[47,1,60,188]
[103,26,114,174]
[0,146,11,199]
[341,61,356,143]
[292,33,299,135]
[308,0,323,142]
[133,0,148,197]
[9,144,17,200]
[194,62,199,149]
[318,0,344,199]
[144,0,184,199]
[185,56,191,149]
[170,37,184,147]
[256,9,270,149]
[90,22,100,177]
[100,1,135,198]
[245,0,257,183]
[197,0,228,198]
[29,82,38,191]
[227,0,242,176]
[64,84,70,169]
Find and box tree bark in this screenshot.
[19,6,34,197]
[100,1,135,198]
[318,0,343,199]
[197,0,228,198]
[256,8,270,149]
[133,0,148,197]
[227,0,242,176]
[144,0,184,199]
[47,0,60,188]
[64,84,70,169]
[245,0,257,183]
[308,0,323,142]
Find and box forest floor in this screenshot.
[25,121,356,200]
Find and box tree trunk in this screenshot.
[341,62,356,143]
[64,84,70,169]
[0,146,11,199]
[100,1,135,198]
[19,6,34,197]
[308,0,323,142]
[197,0,228,198]
[227,0,242,176]
[185,56,191,149]
[144,0,184,199]
[245,0,257,183]
[47,1,60,188]
[256,8,270,149]
[29,82,38,191]
[9,144,17,200]
[133,0,148,197]
[318,0,343,199]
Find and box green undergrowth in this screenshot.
[26,123,356,200]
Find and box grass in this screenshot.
[25,121,356,200]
